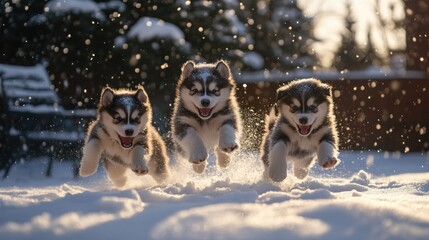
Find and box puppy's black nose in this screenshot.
[299,117,308,124]
[201,99,210,107]
[125,129,134,136]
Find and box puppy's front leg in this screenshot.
[178,128,208,164]
[218,124,239,153]
[317,141,340,169]
[267,141,288,182]
[131,146,148,175]
[79,139,103,177]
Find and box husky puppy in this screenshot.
[79,86,170,187]
[260,78,340,182]
[172,60,242,173]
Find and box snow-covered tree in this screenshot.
[0,0,49,65]
[245,0,316,71]
[27,0,119,108]
[332,2,363,71]
[176,0,259,70]
[1,0,321,109]
[114,16,191,104]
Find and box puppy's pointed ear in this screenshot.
[136,85,148,103]
[321,83,332,97]
[101,87,114,107]
[181,61,195,80]
[215,60,231,80]
[276,86,288,101]
[273,103,279,116]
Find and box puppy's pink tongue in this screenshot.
[119,136,133,148]
[199,108,211,117]
[298,125,311,134]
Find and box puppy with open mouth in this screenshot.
[172,60,242,173]
[260,78,340,182]
[79,86,170,187]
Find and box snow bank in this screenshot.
[0,151,428,239]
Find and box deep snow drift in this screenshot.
[1,151,429,240]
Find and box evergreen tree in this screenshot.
[361,31,383,68]
[112,0,190,112]
[333,2,363,71]
[245,0,316,70]
[271,0,316,70]
[176,0,253,68]
[30,2,115,108]
[244,0,278,69]
[0,0,49,65]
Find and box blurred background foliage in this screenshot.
[0,0,405,110]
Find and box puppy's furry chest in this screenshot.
[287,138,318,158]
[276,123,320,158]
[96,126,149,166]
[196,123,221,150]
[99,137,133,165]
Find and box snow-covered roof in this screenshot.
[127,17,185,44]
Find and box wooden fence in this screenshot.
[234,73,429,152]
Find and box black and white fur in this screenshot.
[260,78,340,182]
[79,86,170,187]
[172,60,242,173]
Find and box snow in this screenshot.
[242,52,265,70]
[45,0,105,20]
[1,151,428,239]
[127,17,185,44]
[212,9,254,45]
[0,63,57,100]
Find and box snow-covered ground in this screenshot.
[1,150,429,240]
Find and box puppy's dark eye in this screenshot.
[190,89,198,95]
[211,88,220,96]
[308,105,317,111]
[114,116,123,122]
[290,106,300,112]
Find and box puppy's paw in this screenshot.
[216,153,231,168]
[79,167,97,177]
[193,162,206,174]
[79,159,98,177]
[218,139,239,153]
[189,148,208,164]
[132,168,149,175]
[268,163,287,182]
[151,171,170,184]
[293,167,309,179]
[268,169,287,182]
[111,176,128,188]
[131,161,149,175]
[319,157,340,169]
[267,155,287,182]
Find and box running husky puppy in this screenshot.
[260,78,340,182]
[79,86,170,187]
[172,60,241,173]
